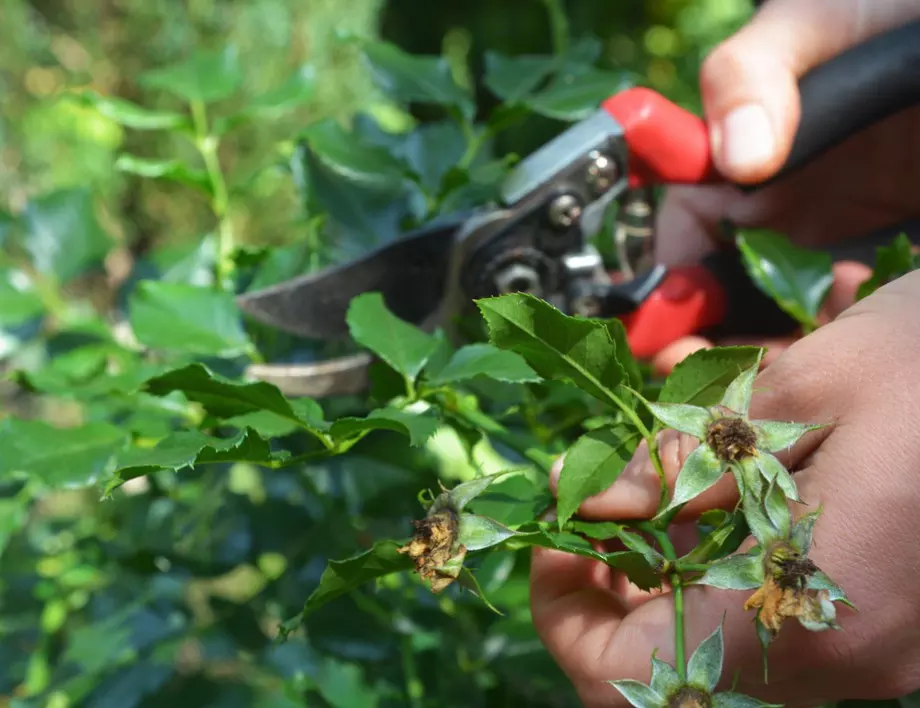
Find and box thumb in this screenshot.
[556,340,835,521]
[701,0,920,183]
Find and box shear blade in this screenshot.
[237,214,469,340]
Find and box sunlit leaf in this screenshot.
[129,281,253,358]
[78,90,188,130]
[107,427,286,494]
[0,419,128,488]
[143,363,326,427]
[556,425,640,527]
[426,343,541,386]
[346,292,440,380]
[476,293,631,407]
[659,346,763,406]
[115,154,212,194]
[329,407,439,448]
[140,45,243,104]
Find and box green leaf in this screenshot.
[246,64,317,114]
[314,658,380,708]
[696,552,763,591]
[525,69,634,121]
[77,90,188,130]
[0,497,29,559]
[140,46,243,104]
[361,40,475,119]
[856,233,917,301]
[741,489,781,547]
[22,188,112,283]
[346,292,439,380]
[483,52,554,102]
[448,470,528,512]
[659,346,764,406]
[129,281,252,358]
[754,453,800,503]
[143,363,325,427]
[301,540,413,617]
[476,292,630,407]
[458,513,517,551]
[511,527,660,590]
[666,444,724,510]
[107,427,285,493]
[567,520,624,540]
[719,351,763,416]
[303,118,410,189]
[649,655,681,698]
[556,425,641,527]
[763,478,792,537]
[329,407,438,448]
[0,419,128,488]
[426,343,541,385]
[608,679,663,708]
[646,402,711,439]
[687,621,724,693]
[791,507,822,555]
[115,154,212,194]
[0,268,44,326]
[754,420,823,453]
[806,570,851,606]
[736,230,833,328]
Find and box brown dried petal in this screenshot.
[398,508,464,593]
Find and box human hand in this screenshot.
[530,270,920,707]
[651,0,920,374]
[531,272,920,708]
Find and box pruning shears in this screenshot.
[239,20,920,397]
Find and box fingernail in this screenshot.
[717,103,776,175]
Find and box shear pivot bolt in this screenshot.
[494,263,542,296]
[587,151,618,193]
[548,194,582,229]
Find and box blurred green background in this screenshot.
[0,1,757,706]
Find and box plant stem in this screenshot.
[606,390,667,501]
[541,0,569,57]
[649,527,687,681]
[190,99,233,289]
[672,575,687,681]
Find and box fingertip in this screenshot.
[824,260,873,319]
[652,336,714,377]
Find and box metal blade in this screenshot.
[237,212,472,340]
[245,353,372,398]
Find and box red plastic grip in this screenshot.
[618,265,727,360]
[602,87,720,188]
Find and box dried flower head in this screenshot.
[743,541,839,635]
[609,622,780,708]
[645,351,825,513]
[398,506,467,593]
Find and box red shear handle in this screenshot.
[602,88,719,189]
[618,266,726,360]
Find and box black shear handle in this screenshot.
[745,18,920,190]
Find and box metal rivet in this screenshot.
[548,194,582,229]
[586,150,619,194]
[494,263,542,296]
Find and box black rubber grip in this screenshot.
[744,19,920,191]
[701,219,920,340]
